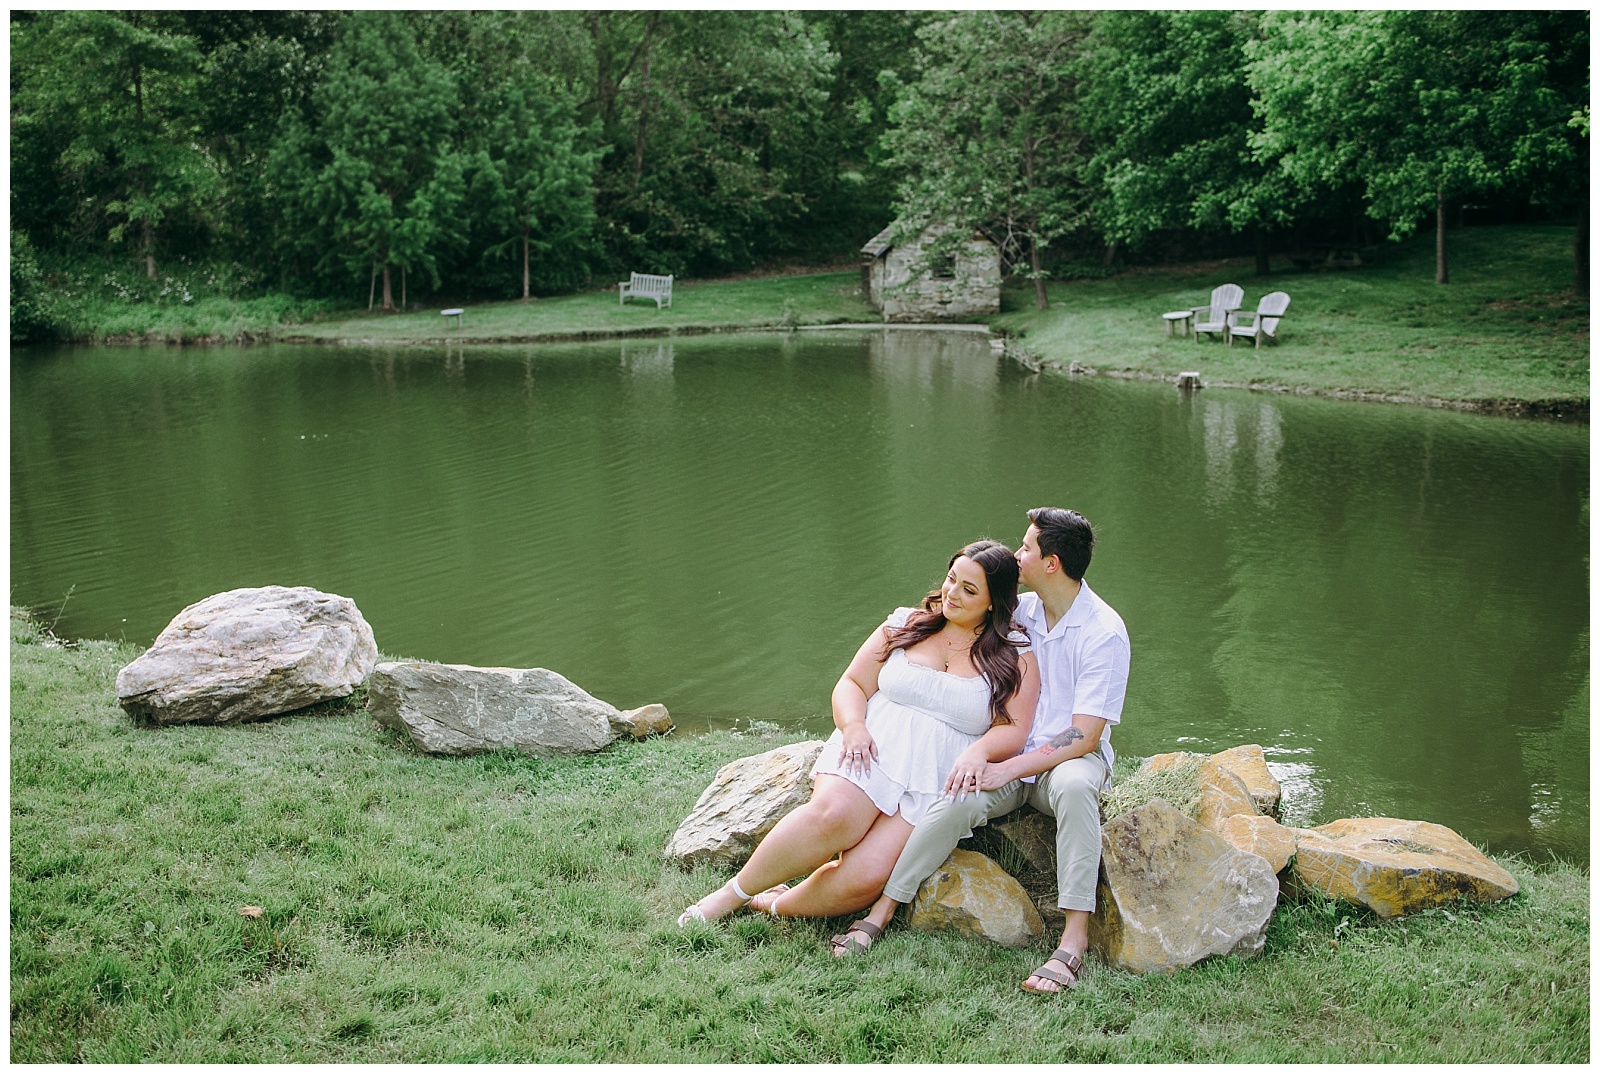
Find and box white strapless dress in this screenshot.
[811,608,1028,827]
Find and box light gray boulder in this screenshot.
[1090,798,1279,973]
[115,585,377,725]
[368,661,620,756]
[665,740,826,868]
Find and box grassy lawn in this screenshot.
[11,609,1589,1062]
[998,224,1588,409]
[283,268,876,344]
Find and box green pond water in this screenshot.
[11,332,1590,863]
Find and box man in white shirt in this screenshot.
[845,507,1130,993]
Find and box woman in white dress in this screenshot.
[678,539,1039,954]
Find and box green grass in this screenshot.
[11,609,1589,1062]
[283,268,876,344]
[998,224,1588,410]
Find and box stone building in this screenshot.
[860,224,1001,322]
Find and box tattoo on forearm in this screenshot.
[1051,727,1085,748]
[1038,726,1084,755]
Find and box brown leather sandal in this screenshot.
[829,920,883,956]
[1019,947,1083,994]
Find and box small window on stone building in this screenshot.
[932,254,957,279]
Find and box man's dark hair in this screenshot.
[1027,507,1095,581]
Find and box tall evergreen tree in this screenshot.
[271,12,463,308]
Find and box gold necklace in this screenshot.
[942,635,975,670]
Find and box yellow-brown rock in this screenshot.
[908,849,1044,948]
[1141,750,1205,774]
[609,703,674,739]
[1290,817,1518,918]
[1196,758,1259,830]
[1209,744,1281,818]
[1090,798,1279,973]
[1215,813,1298,873]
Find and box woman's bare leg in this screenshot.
[770,811,914,919]
[686,775,881,921]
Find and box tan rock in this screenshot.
[1090,798,1279,973]
[908,849,1044,948]
[1215,813,1298,873]
[1290,817,1518,918]
[1209,744,1281,818]
[610,703,674,739]
[1196,758,1259,830]
[664,740,825,869]
[1141,750,1205,774]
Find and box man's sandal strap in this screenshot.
[1029,949,1083,987]
[1049,948,1083,975]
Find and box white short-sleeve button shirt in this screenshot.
[1014,580,1130,776]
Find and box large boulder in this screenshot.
[908,849,1044,948]
[1209,744,1282,819]
[1090,798,1279,973]
[1215,813,1299,873]
[1289,817,1519,918]
[115,585,377,725]
[665,740,826,869]
[368,661,618,756]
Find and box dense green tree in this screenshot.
[271,12,463,308]
[413,11,600,298]
[468,88,599,300]
[10,229,59,343]
[1248,10,1581,284]
[577,11,837,276]
[883,11,1092,309]
[1080,11,1300,274]
[11,11,216,277]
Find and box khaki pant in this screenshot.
[882,752,1109,912]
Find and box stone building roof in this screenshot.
[860,226,895,258]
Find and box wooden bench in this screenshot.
[619,272,673,309]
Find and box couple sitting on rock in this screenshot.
[679,507,1130,995]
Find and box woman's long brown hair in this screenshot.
[884,539,1024,727]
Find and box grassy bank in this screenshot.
[10,610,1589,1062]
[999,224,1587,412]
[281,267,876,344]
[31,256,336,344]
[25,226,1585,412]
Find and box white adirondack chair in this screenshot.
[1228,292,1290,348]
[1192,284,1244,343]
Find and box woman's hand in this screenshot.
[839,722,879,777]
[943,745,991,801]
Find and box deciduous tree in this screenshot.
[883,11,1092,309]
[1248,10,1579,284]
